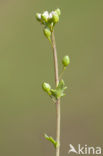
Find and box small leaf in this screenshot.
[44,134,58,148]
[50,80,67,99]
[57,79,65,89]
[56,80,67,99]
[51,89,57,98]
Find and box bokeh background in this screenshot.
[0,0,103,156]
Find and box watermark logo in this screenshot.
[68,144,102,155]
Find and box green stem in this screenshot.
[51,30,60,156]
[59,67,66,80]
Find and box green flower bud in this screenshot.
[52,12,59,23]
[41,11,49,22]
[62,55,70,67]
[35,13,41,22]
[43,27,51,41]
[42,82,51,93]
[55,8,61,16]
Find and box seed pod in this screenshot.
[55,8,61,16]
[42,82,51,93]
[62,55,70,67]
[43,27,51,41]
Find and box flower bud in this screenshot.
[42,82,51,93]
[41,11,49,22]
[62,55,70,67]
[43,27,51,41]
[52,12,59,23]
[35,13,41,22]
[48,12,53,23]
[55,8,61,16]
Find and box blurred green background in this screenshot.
[0,0,103,156]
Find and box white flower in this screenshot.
[36,13,41,21]
[42,11,49,19]
[49,11,55,18]
[38,13,41,19]
[49,12,53,19]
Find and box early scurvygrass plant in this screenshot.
[35,8,70,156]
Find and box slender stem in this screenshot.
[56,99,60,156]
[59,67,66,80]
[51,31,59,87]
[51,30,60,156]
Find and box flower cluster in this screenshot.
[35,8,61,41]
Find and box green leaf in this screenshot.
[57,79,65,89]
[51,80,67,99]
[44,134,58,148]
[50,89,57,98]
